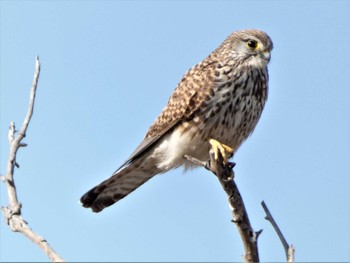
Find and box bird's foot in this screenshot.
[209,138,233,165]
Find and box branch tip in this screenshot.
[183,154,209,169]
[255,229,263,239]
[2,56,65,262]
[261,201,293,262]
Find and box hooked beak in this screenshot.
[261,51,271,63]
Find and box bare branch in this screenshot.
[261,200,295,262]
[185,150,260,263]
[287,244,295,263]
[1,56,65,262]
[184,155,208,168]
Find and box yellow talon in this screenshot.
[209,138,234,164]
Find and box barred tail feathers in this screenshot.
[80,158,159,213]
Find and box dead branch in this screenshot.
[185,149,261,263]
[1,56,65,262]
[261,201,295,262]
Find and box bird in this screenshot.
[81,29,273,213]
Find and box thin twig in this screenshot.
[185,151,260,263]
[184,155,208,168]
[1,56,65,262]
[261,200,294,262]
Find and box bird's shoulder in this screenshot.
[146,54,220,137]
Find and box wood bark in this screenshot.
[185,150,260,262]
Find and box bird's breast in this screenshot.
[193,68,268,153]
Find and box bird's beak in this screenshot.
[261,51,271,63]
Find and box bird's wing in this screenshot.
[114,58,218,174]
[80,58,218,212]
[113,121,178,174]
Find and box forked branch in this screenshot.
[1,56,65,262]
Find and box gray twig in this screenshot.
[1,56,65,262]
[261,200,295,262]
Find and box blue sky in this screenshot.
[1,1,349,262]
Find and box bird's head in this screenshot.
[219,29,273,68]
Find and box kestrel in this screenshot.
[81,29,273,212]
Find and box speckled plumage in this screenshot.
[81,29,273,212]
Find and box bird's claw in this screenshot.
[209,138,234,164]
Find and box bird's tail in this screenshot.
[80,157,160,212]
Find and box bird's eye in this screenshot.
[247,40,258,49]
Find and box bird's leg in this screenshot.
[209,138,234,165]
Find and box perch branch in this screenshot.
[185,150,260,263]
[261,201,295,262]
[1,56,65,262]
